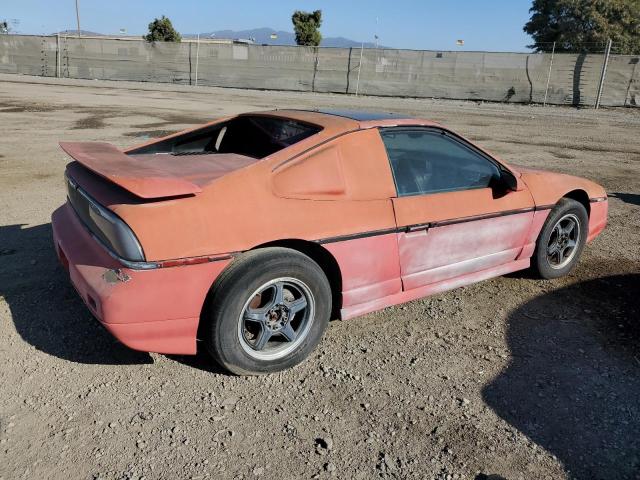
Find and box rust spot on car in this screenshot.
[103,269,131,284]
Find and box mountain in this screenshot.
[55,29,105,37]
[184,27,384,48]
[52,26,386,48]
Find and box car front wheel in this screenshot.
[533,198,588,279]
[204,247,331,375]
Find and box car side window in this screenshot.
[380,128,501,197]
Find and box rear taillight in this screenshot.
[66,173,146,262]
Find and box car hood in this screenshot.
[512,164,607,206]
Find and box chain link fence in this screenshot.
[0,34,638,108]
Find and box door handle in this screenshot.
[405,223,430,233]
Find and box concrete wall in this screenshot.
[1,34,638,107]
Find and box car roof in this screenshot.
[312,109,411,121]
[245,109,441,133]
[279,109,441,128]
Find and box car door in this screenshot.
[380,127,535,291]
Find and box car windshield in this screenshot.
[128,115,322,159]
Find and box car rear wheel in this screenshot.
[533,198,588,279]
[204,247,331,375]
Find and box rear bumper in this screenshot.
[51,203,231,354]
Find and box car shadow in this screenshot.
[609,192,640,207]
[167,351,229,375]
[0,223,152,365]
[483,273,640,479]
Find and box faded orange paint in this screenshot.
[515,165,607,206]
[272,128,396,201]
[398,212,534,290]
[324,233,402,307]
[517,209,551,260]
[341,258,531,320]
[587,200,608,242]
[52,203,230,354]
[52,109,608,355]
[60,142,204,198]
[392,187,535,228]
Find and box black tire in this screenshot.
[203,247,331,375]
[532,198,588,279]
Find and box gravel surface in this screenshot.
[0,75,639,480]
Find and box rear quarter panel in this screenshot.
[114,130,398,261]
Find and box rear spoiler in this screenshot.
[59,142,202,199]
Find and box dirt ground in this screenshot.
[0,74,639,480]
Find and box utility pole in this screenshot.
[75,0,81,38]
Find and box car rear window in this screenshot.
[248,116,318,144]
[129,115,322,159]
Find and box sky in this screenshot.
[3,0,536,52]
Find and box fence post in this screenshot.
[543,42,555,106]
[624,58,639,107]
[194,34,200,86]
[346,47,352,94]
[188,41,192,85]
[311,47,319,93]
[355,42,364,96]
[56,33,61,78]
[595,38,612,109]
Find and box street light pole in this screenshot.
[75,0,81,38]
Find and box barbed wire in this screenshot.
[533,41,640,55]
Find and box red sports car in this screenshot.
[52,110,608,374]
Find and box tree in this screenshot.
[0,20,10,34]
[291,10,322,46]
[143,15,181,42]
[524,0,640,54]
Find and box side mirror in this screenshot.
[499,169,518,191]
